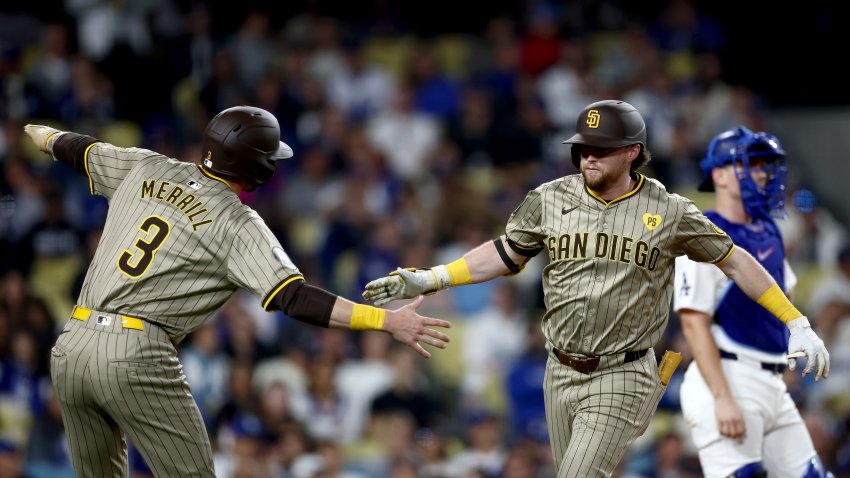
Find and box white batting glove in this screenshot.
[787,316,830,381]
[24,124,64,155]
[363,268,438,306]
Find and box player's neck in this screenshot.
[592,173,636,201]
[715,195,750,224]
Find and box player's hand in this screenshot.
[382,296,451,358]
[787,316,830,381]
[24,124,63,154]
[714,393,745,440]
[363,267,437,306]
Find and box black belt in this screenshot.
[719,349,786,374]
[553,348,648,374]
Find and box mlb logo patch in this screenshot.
[96,315,111,326]
[186,180,202,190]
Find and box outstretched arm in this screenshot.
[362,236,529,306]
[272,280,451,358]
[716,247,829,380]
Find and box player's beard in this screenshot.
[581,158,631,193]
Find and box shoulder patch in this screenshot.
[272,246,296,270]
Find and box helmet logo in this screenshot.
[586,109,601,129]
[204,150,213,168]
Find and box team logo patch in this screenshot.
[96,315,111,326]
[710,222,726,235]
[186,180,202,190]
[586,109,601,128]
[642,213,662,231]
[272,246,296,270]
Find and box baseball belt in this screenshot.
[71,305,145,331]
[719,349,786,374]
[553,348,648,374]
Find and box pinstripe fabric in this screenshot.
[51,314,215,476]
[52,142,301,476]
[78,144,300,340]
[506,173,733,477]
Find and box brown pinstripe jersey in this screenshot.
[506,173,733,355]
[75,143,301,341]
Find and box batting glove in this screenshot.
[787,316,830,381]
[24,124,64,155]
[362,268,440,306]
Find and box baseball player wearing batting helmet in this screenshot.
[675,126,835,478]
[363,100,830,478]
[23,105,451,477]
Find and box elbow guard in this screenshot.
[273,280,335,328]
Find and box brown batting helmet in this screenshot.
[562,100,647,168]
[201,106,293,191]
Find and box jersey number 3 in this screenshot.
[118,216,171,278]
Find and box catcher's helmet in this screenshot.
[201,106,293,191]
[699,125,787,219]
[562,100,647,168]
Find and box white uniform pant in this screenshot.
[679,359,816,478]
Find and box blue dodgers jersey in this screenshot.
[708,211,789,354]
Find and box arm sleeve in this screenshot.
[505,188,546,257]
[669,199,735,263]
[51,132,101,175]
[271,280,335,328]
[673,255,728,315]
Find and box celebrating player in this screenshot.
[674,126,835,478]
[363,100,830,478]
[24,106,451,477]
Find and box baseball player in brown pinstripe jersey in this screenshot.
[364,100,830,478]
[23,105,451,478]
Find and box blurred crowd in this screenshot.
[1,1,849,477]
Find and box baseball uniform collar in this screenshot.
[197,165,238,192]
[584,173,645,207]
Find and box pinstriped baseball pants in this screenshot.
[50,310,215,477]
[543,348,666,478]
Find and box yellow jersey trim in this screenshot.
[714,244,735,265]
[198,165,236,191]
[585,173,645,207]
[83,142,98,195]
[263,275,305,310]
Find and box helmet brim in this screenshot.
[562,132,638,148]
[272,141,294,160]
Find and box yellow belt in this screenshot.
[71,305,145,331]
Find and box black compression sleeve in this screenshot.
[52,133,101,175]
[493,238,521,274]
[273,280,336,328]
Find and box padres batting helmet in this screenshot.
[201,106,293,191]
[699,125,787,219]
[562,100,648,168]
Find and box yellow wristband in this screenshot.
[445,258,472,286]
[756,283,802,324]
[350,304,386,331]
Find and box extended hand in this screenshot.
[384,296,451,358]
[363,267,437,306]
[787,316,830,380]
[24,124,63,154]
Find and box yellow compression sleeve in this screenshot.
[756,283,803,324]
[350,304,386,330]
